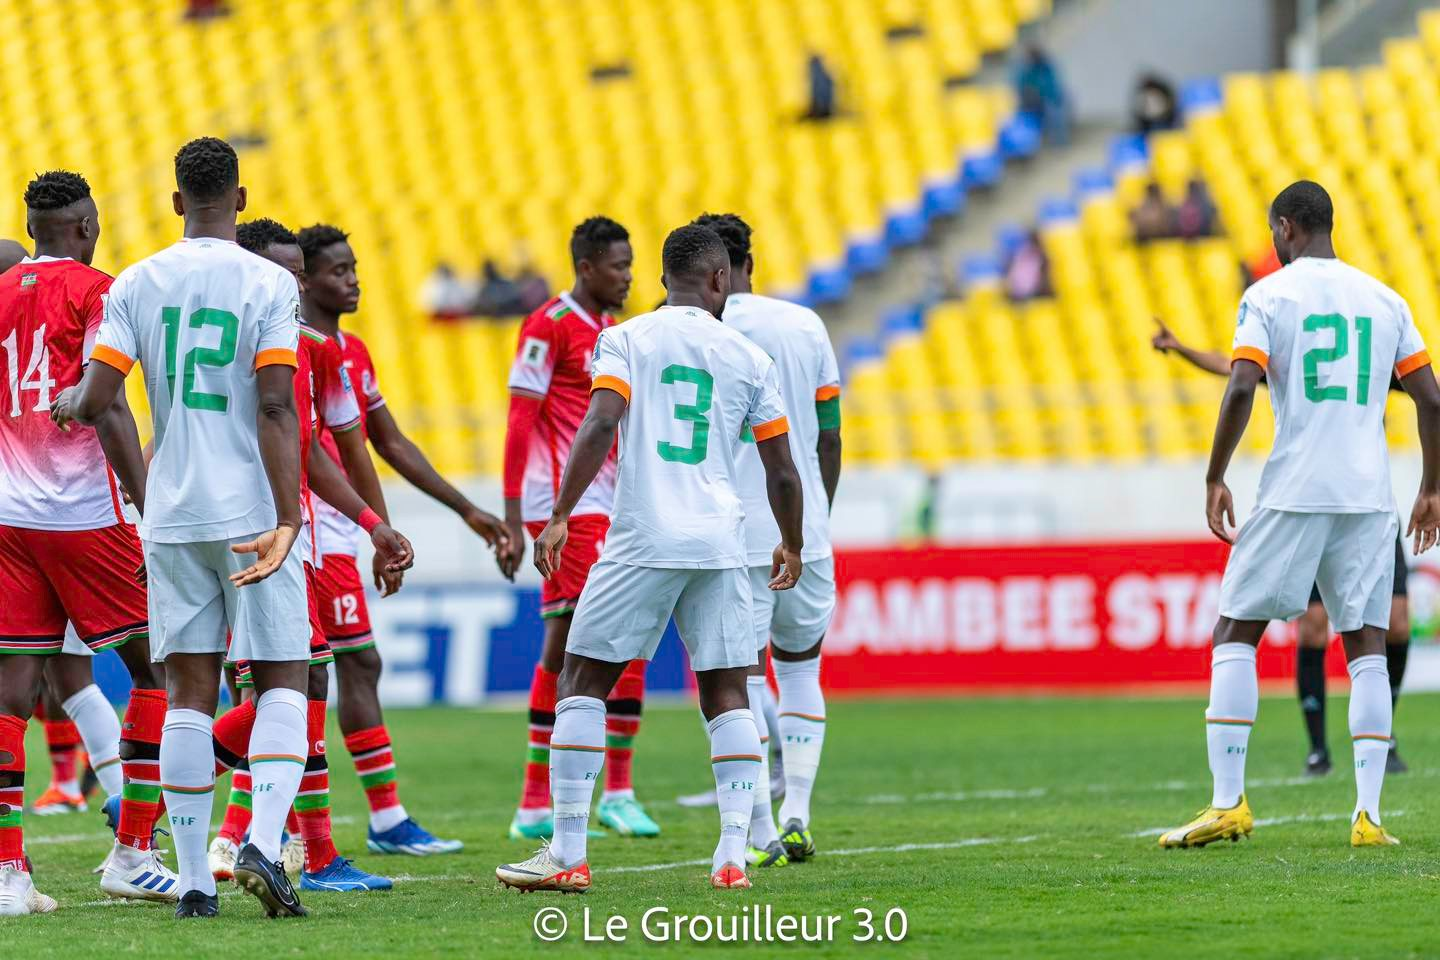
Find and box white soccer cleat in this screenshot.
[92,845,115,875]
[282,835,306,878]
[0,866,57,915]
[100,846,180,902]
[496,841,591,893]
[208,836,239,881]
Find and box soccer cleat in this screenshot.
[710,862,751,889]
[745,841,789,868]
[367,817,463,856]
[1387,739,1409,775]
[0,867,57,915]
[281,834,305,878]
[301,856,393,892]
[779,818,816,861]
[233,842,307,917]
[508,814,553,841]
[175,890,219,918]
[208,836,239,882]
[93,845,114,876]
[1304,749,1332,777]
[496,841,591,893]
[1157,796,1254,848]
[597,795,660,838]
[101,794,121,833]
[1351,811,1400,846]
[30,786,86,816]
[100,846,180,902]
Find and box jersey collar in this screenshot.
[559,291,606,331]
[20,255,70,263]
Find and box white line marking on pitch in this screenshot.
[1130,809,1408,837]
[609,835,1041,874]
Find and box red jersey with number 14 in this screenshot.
[506,293,618,523]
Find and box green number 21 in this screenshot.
[656,364,713,464]
[161,306,239,412]
[1302,312,1372,405]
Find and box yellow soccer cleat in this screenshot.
[1157,796,1254,848]
[1351,811,1400,847]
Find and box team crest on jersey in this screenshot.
[19,273,36,287]
[521,336,550,369]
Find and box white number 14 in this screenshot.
[1,325,56,417]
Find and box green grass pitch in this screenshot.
[10,694,1440,957]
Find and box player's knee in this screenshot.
[341,648,383,686]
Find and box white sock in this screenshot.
[1348,654,1391,823]
[62,684,123,798]
[1206,643,1258,809]
[708,707,762,872]
[246,687,307,863]
[774,657,825,826]
[762,681,783,774]
[745,676,779,848]
[160,708,216,897]
[550,696,605,867]
[371,804,409,833]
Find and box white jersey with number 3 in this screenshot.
[1232,256,1428,513]
[590,305,789,568]
[92,237,301,544]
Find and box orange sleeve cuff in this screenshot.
[1232,346,1268,371]
[592,374,630,403]
[1397,349,1431,378]
[751,416,790,442]
[815,384,840,401]
[89,344,135,374]
[255,348,298,370]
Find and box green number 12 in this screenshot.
[1302,312,1372,405]
[161,306,239,412]
[656,364,713,464]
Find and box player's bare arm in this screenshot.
[817,425,841,509]
[365,402,510,550]
[90,378,148,519]
[1400,365,1440,554]
[534,388,625,579]
[1151,318,1233,378]
[498,389,544,581]
[331,419,391,524]
[1203,357,1265,544]
[231,363,301,586]
[308,432,414,587]
[756,431,804,589]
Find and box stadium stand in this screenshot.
[845,8,1440,466]
[0,0,1050,474]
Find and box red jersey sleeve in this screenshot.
[506,309,563,399]
[313,335,362,432]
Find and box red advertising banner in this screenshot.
[825,541,1336,692]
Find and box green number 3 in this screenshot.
[656,364,713,464]
[1302,312,1372,406]
[161,307,239,412]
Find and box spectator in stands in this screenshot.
[1004,230,1051,302]
[515,262,550,315]
[1176,178,1216,239]
[1131,73,1178,135]
[185,0,231,19]
[805,53,837,120]
[422,262,476,321]
[476,259,529,316]
[1130,181,1177,242]
[1013,45,1069,146]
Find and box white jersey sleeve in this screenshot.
[745,358,788,439]
[817,326,840,394]
[256,276,301,365]
[1231,284,1272,370]
[1394,300,1429,375]
[92,273,140,371]
[591,327,631,401]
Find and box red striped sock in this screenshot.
[605,660,646,795]
[118,688,166,851]
[298,700,339,874]
[520,665,557,812]
[217,762,253,844]
[43,719,82,789]
[344,725,400,816]
[0,714,26,871]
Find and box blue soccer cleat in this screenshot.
[367,817,464,856]
[300,857,394,892]
[102,794,121,835]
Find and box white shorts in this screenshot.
[60,624,93,657]
[144,534,309,664]
[748,556,836,653]
[567,560,757,672]
[1219,508,1398,633]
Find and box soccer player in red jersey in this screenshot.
[496,217,660,841]
[0,171,172,913]
[296,223,508,855]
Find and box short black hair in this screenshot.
[570,216,629,267]
[1271,180,1333,234]
[691,213,751,269]
[174,137,239,202]
[24,170,91,211]
[662,224,728,283]
[296,223,350,272]
[236,218,296,254]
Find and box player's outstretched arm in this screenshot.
[1401,365,1440,554]
[534,389,625,579]
[331,421,391,524]
[1152,318,1233,378]
[309,433,414,585]
[757,433,804,589]
[498,391,544,581]
[232,364,301,586]
[365,404,510,549]
[1203,358,1264,544]
[91,381,148,517]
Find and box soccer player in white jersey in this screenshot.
[496,224,805,892]
[53,138,313,918]
[693,214,841,868]
[1157,181,1440,850]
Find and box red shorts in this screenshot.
[233,561,332,687]
[313,553,375,654]
[526,514,610,619]
[0,523,148,655]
